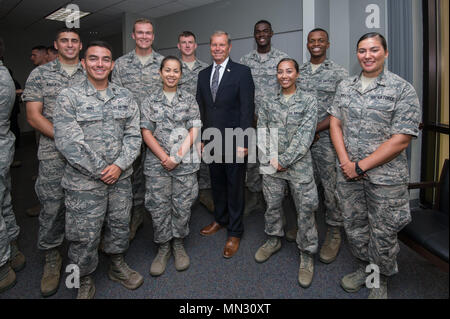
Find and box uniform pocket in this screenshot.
[381,198,411,232]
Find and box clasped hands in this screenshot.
[101,164,122,185]
[339,161,365,180]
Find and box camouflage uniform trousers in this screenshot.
[262,174,319,254]
[145,174,198,244]
[310,133,343,227]
[65,178,132,277]
[36,158,66,251]
[0,171,20,267]
[336,177,411,276]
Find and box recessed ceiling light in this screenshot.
[45,6,90,22]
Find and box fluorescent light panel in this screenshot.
[45,6,90,22]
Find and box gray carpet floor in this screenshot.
[1,134,448,299]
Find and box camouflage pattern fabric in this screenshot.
[263,175,318,254]
[54,79,141,190]
[178,59,208,97]
[145,174,198,244]
[177,59,210,190]
[258,88,318,181]
[240,48,290,193]
[258,87,319,253]
[297,60,348,227]
[328,70,421,185]
[22,59,85,251]
[35,158,66,250]
[141,87,200,244]
[65,178,132,277]
[336,178,411,276]
[329,70,422,276]
[0,61,19,266]
[112,49,165,221]
[54,79,140,277]
[140,88,201,177]
[22,59,86,161]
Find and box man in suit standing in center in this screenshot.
[196,31,255,258]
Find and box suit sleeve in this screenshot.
[196,73,206,141]
[238,67,255,148]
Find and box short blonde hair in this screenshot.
[133,18,153,33]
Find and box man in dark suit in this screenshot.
[196,31,255,258]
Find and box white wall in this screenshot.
[152,0,303,64]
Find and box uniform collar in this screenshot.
[154,87,184,105]
[251,47,278,61]
[129,49,156,66]
[275,87,303,103]
[83,78,116,101]
[51,58,84,75]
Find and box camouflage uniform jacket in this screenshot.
[258,88,318,182]
[240,47,290,115]
[140,88,201,177]
[328,70,422,185]
[297,59,348,126]
[0,61,16,169]
[54,79,141,191]
[112,49,165,106]
[178,59,208,97]
[22,59,86,160]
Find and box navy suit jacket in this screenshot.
[196,59,255,150]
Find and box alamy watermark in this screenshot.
[167,122,280,174]
[65,264,80,289]
[365,264,380,289]
[65,4,82,29]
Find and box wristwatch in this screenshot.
[355,161,365,176]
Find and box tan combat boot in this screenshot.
[9,240,26,272]
[77,276,95,299]
[341,265,367,293]
[254,236,282,263]
[40,248,62,297]
[108,254,144,290]
[298,252,314,288]
[129,205,145,241]
[368,275,388,299]
[199,189,215,213]
[0,263,16,294]
[150,242,171,276]
[172,238,190,271]
[319,226,342,264]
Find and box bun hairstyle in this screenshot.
[357,32,387,51]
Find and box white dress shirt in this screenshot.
[210,57,230,88]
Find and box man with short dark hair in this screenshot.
[292,28,348,264]
[112,18,165,241]
[54,41,143,299]
[22,27,86,297]
[30,45,48,67]
[46,46,58,62]
[240,20,289,217]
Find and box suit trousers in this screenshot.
[209,162,246,238]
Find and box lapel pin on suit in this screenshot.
[227,69,231,72]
